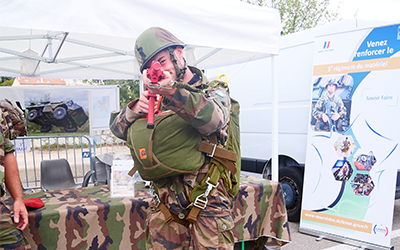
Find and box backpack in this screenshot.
[127,111,205,181]
[188,74,241,223]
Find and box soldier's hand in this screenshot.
[138,91,150,114]
[137,91,159,114]
[142,70,175,99]
[13,199,29,231]
[331,113,340,121]
[322,113,329,123]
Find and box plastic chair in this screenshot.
[40,159,82,191]
[82,155,111,187]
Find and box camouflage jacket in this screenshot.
[111,66,231,145]
[0,109,16,196]
[110,66,232,190]
[312,93,347,120]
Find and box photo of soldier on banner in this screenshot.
[310,74,353,133]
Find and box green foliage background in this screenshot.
[0,77,14,86]
[242,0,341,35]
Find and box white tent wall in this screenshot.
[0,0,281,79]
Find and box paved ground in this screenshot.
[282,196,400,250]
[241,171,399,250]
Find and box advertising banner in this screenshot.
[300,23,400,249]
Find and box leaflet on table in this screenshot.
[110,154,143,198]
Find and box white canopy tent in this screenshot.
[0,0,281,79]
[0,0,281,180]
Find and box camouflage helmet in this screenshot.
[325,78,338,88]
[135,27,186,73]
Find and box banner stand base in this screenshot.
[299,227,394,250]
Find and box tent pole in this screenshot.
[271,55,279,182]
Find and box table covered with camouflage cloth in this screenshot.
[3,174,291,250]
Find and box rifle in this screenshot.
[324,99,336,132]
[145,61,163,129]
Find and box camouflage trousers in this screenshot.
[0,201,31,250]
[145,167,235,250]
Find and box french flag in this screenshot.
[323,41,330,49]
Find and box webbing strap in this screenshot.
[187,163,221,224]
[159,203,190,227]
[187,206,201,224]
[127,165,137,177]
[198,141,236,162]
[198,141,237,176]
[159,203,173,224]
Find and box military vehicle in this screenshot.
[26,100,88,132]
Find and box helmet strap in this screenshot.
[168,47,187,81]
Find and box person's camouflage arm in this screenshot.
[337,97,347,118]
[312,96,325,120]
[110,100,145,141]
[162,84,231,137]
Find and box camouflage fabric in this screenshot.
[233,175,291,249]
[0,108,16,196]
[0,99,27,141]
[0,202,32,250]
[109,101,137,141]
[0,107,31,249]
[161,66,230,138]
[146,162,234,249]
[312,93,347,132]
[2,175,291,250]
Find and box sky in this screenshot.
[329,0,400,23]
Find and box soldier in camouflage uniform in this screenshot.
[111,27,235,250]
[312,79,347,132]
[0,100,31,250]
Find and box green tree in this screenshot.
[242,0,340,35]
[102,79,140,109]
[0,77,14,86]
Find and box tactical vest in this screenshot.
[124,75,240,225]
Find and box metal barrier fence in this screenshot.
[13,129,127,190]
